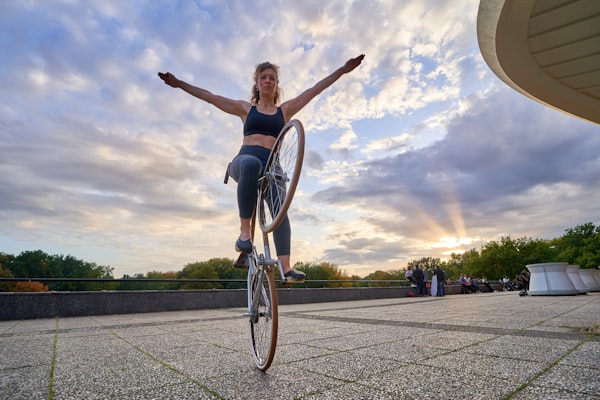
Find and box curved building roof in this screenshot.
[477,0,600,124]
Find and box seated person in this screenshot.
[459,274,475,293]
[469,276,480,292]
[481,276,494,292]
[502,276,516,291]
[405,266,416,286]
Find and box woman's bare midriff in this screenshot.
[243,134,277,149]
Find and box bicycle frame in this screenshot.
[245,229,286,318]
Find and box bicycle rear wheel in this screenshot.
[248,265,278,370]
[258,119,305,233]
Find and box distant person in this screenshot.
[460,273,478,293]
[502,276,515,291]
[481,276,494,292]
[405,266,415,287]
[434,265,445,296]
[459,273,471,294]
[520,268,530,294]
[513,274,523,290]
[470,275,480,292]
[413,265,426,296]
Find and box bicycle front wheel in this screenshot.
[249,266,278,370]
[258,119,305,233]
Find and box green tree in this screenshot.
[52,254,115,291]
[349,274,363,287]
[515,237,555,266]
[212,258,247,289]
[442,252,469,280]
[10,250,53,278]
[363,269,404,287]
[293,261,350,287]
[478,237,522,279]
[0,261,15,292]
[178,259,221,289]
[552,222,600,268]
[7,250,114,291]
[407,257,441,271]
[577,228,600,268]
[117,273,147,290]
[145,270,181,290]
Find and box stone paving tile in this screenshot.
[0,318,56,335]
[290,351,402,382]
[302,382,393,400]
[52,362,188,400]
[531,363,600,396]
[511,385,600,400]
[0,334,55,369]
[419,351,548,383]
[303,330,395,352]
[558,340,600,369]
[202,364,343,399]
[422,329,500,350]
[141,337,237,363]
[269,342,340,364]
[359,363,516,400]
[466,335,578,362]
[110,381,221,400]
[168,348,255,381]
[0,364,50,400]
[352,338,450,362]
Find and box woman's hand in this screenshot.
[342,54,365,74]
[158,72,180,88]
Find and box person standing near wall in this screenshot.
[413,265,426,297]
[434,265,445,297]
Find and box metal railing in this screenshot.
[0,277,415,291]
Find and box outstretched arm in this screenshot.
[158,72,249,118]
[281,54,364,120]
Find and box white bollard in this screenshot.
[566,265,589,294]
[579,268,600,292]
[526,262,578,296]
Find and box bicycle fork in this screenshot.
[244,227,287,321]
[244,254,284,321]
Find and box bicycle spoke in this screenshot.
[258,120,304,233]
[248,266,278,370]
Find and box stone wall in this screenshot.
[0,284,500,320]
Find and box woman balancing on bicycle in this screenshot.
[158,54,364,282]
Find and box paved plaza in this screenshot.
[1,291,599,399]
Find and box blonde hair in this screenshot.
[251,62,282,105]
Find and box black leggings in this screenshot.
[229,146,291,256]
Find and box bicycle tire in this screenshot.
[248,265,278,370]
[258,119,305,233]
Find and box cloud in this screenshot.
[1,0,598,277]
[308,87,600,268]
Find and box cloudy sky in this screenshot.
[1,1,599,278]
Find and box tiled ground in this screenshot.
[1,292,598,399]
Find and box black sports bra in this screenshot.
[243,106,285,138]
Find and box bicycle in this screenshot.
[232,119,305,370]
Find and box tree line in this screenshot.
[1,222,598,292]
